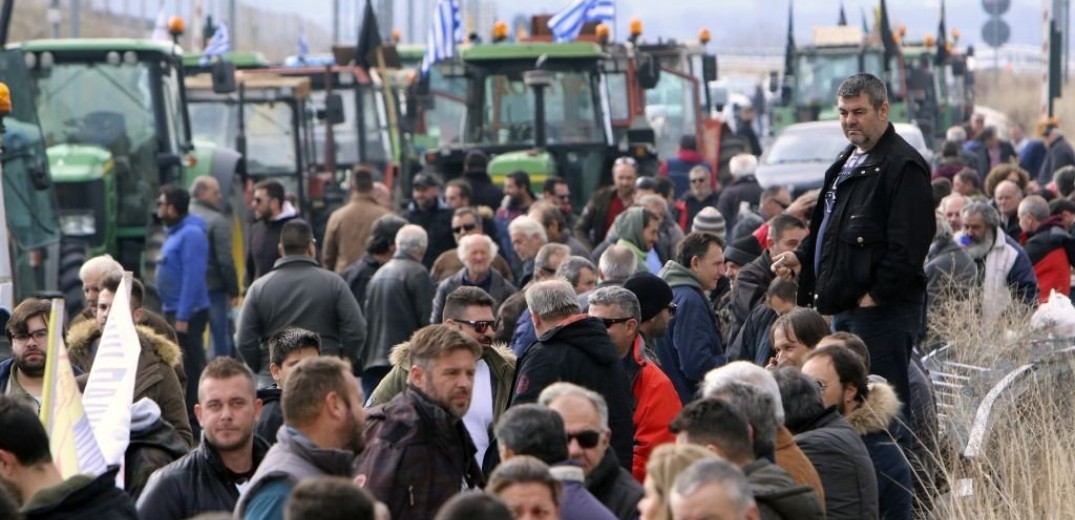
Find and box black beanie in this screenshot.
[623,272,674,323]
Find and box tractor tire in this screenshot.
[58,239,88,322]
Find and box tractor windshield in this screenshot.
[31,60,160,227]
[189,100,299,176]
[645,70,699,162]
[795,51,884,105]
[468,69,605,147]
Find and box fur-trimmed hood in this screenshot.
[388,340,516,368]
[66,318,183,369]
[846,381,902,436]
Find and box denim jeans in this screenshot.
[167,308,209,439]
[831,301,923,412]
[207,290,234,358]
[361,365,393,402]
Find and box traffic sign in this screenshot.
[982,0,1011,16]
[982,18,1011,48]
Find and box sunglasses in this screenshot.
[772,198,791,210]
[601,317,633,329]
[452,223,479,234]
[567,429,602,449]
[690,178,708,184]
[456,319,497,334]
[614,156,638,167]
[555,194,571,201]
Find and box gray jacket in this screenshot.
[189,199,239,296]
[925,238,978,308]
[237,256,366,371]
[430,268,517,324]
[235,427,354,517]
[363,253,435,370]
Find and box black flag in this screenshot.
[935,0,948,65]
[838,2,848,26]
[784,1,795,76]
[355,0,382,69]
[878,0,899,65]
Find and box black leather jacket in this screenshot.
[136,436,270,520]
[795,123,933,314]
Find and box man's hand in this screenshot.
[771,252,801,280]
[174,320,189,334]
[858,293,878,308]
[785,189,820,221]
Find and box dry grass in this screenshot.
[974,71,1075,132]
[924,285,1075,519]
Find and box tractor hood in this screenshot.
[488,149,556,187]
[46,144,112,183]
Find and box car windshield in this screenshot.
[468,69,604,146]
[765,127,849,164]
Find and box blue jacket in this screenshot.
[511,308,538,357]
[157,214,210,321]
[656,261,726,403]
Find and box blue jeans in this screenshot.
[208,290,234,358]
[831,301,922,412]
[361,365,392,402]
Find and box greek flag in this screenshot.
[298,33,310,63]
[200,22,230,66]
[548,0,615,43]
[421,0,461,76]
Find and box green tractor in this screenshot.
[422,41,632,209]
[9,38,242,313]
[0,53,62,315]
[771,26,910,135]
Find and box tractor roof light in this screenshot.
[699,28,711,45]
[168,15,185,37]
[391,29,402,43]
[629,18,643,39]
[596,23,611,44]
[492,21,509,43]
[0,82,11,116]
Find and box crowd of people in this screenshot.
[0,71,1072,520]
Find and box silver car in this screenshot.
[756,121,933,194]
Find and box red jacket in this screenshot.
[628,335,682,482]
[1021,217,1075,302]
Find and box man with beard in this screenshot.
[0,299,53,414]
[957,201,1039,320]
[369,287,516,473]
[357,325,485,519]
[137,358,269,519]
[246,179,298,285]
[235,357,365,520]
[0,396,138,519]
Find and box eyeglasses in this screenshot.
[13,329,48,344]
[555,194,571,201]
[690,178,708,184]
[666,303,677,316]
[614,156,638,167]
[601,317,633,329]
[772,198,791,210]
[452,223,478,234]
[566,429,602,449]
[455,319,497,334]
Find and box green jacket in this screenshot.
[367,341,517,426]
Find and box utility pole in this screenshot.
[48,0,61,38]
[70,0,80,37]
[230,0,238,52]
[333,0,340,44]
[408,0,415,44]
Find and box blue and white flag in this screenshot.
[200,22,230,66]
[298,33,310,63]
[149,4,170,42]
[548,0,615,43]
[420,0,461,76]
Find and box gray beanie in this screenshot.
[692,206,726,237]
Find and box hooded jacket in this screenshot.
[614,207,651,272]
[21,467,137,520]
[245,202,298,286]
[367,340,516,471]
[510,314,637,472]
[792,407,879,520]
[158,213,210,320]
[627,335,681,482]
[1022,215,1075,301]
[742,458,825,520]
[236,427,355,518]
[66,319,193,448]
[125,398,189,499]
[846,382,914,520]
[358,387,485,519]
[137,434,270,520]
[656,261,725,403]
